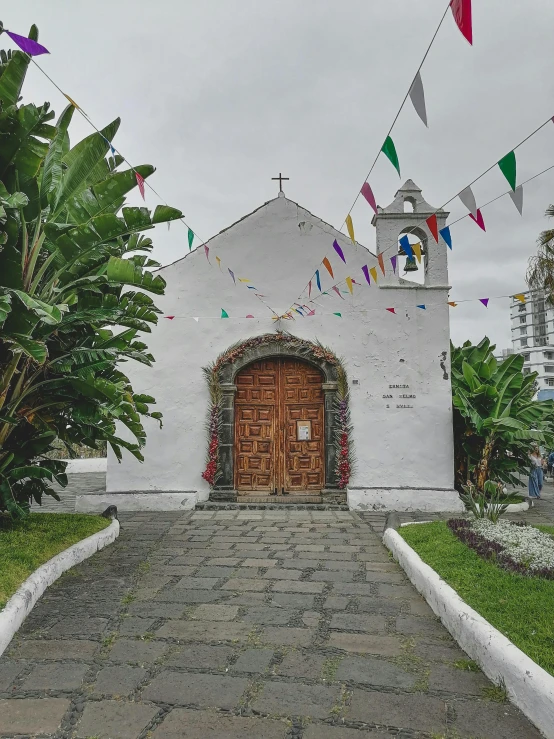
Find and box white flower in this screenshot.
[471,519,554,572]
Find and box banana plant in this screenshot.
[0,25,183,517]
[451,337,554,493]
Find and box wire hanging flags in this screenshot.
[458,186,478,217]
[360,183,378,215]
[346,215,355,245]
[468,209,486,231]
[498,151,517,191]
[381,136,401,177]
[4,29,49,55]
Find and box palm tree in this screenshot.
[526,204,554,297]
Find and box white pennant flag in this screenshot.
[458,186,478,217]
[409,71,428,127]
[509,185,523,215]
[193,317,199,322]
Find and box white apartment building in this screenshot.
[496,290,554,399]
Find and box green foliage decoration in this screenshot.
[451,337,554,494]
[0,24,182,517]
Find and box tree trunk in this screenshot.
[475,435,495,492]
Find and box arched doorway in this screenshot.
[234,358,325,495]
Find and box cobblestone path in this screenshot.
[0,510,541,738]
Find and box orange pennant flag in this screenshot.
[513,294,526,303]
[377,253,385,276]
[369,266,378,283]
[345,276,353,295]
[63,93,83,112]
[346,214,355,244]
[448,302,457,307]
[412,242,422,263]
[322,257,334,278]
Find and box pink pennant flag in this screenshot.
[307,309,316,316]
[246,314,254,318]
[479,298,489,308]
[362,265,370,285]
[165,316,175,320]
[469,209,486,231]
[390,255,397,274]
[308,280,312,298]
[204,245,210,262]
[450,0,473,45]
[135,171,145,200]
[5,30,50,56]
[386,308,396,314]
[333,240,346,263]
[333,286,345,300]
[361,182,378,215]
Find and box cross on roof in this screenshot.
[272,172,289,193]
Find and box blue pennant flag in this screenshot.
[315,270,321,291]
[399,235,414,260]
[439,226,452,249]
[246,285,257,289]
[416,304,426,310]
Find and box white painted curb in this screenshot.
[383,527,554,739]
[64,458,107,473]
[0,519,119,657]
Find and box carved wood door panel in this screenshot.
[234,358,324,494]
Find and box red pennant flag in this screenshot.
[386,308,396,314]
[426,214,439,242]
[469,209,486,231]
[135,171,145,199]
[308,280,312,298]
[479,298,489,308]
[450,0,472,45]
[377,253,386,276]
[165,316,175,320]
[360,182,378,215]
[322,257,334,278]
[333,286,345,300]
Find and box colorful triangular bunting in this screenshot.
[509,185,524,215]
[345,276,354,295]
[370,266,378,283]
[412,242,422,263]
[450,0,473,45]
[409,71,428,127]
[316,270,321,291]
[514,294,526,303]
[165,315,175,320]
[333,313,342,317]
[498,151,517,191]
[361,182,378,215]
[5,30,50,56]
[479,298,489,307]
[362,265,370,285]
[135,171,145,200]
[204,245,210,262]
[399,235,414,260]
[228,268,235,284]
[381,136,400,176]
[377,253,386,276]
[333,240,346,263]
[426,214,439,242]
[386,308,396,314]
[323,257,334,277]
[333,286,345,300]
[188,228,194,250]
[221,309,229,318]
[439,226,452,249]
[459,185,477,217]
[346,215,355,245]
[416,305,426,310]
[390,255,397,273]
[469,208,486,231]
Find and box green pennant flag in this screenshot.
[498,151,516,191]
[381,136,400,177]
[188,229,194,250]
[221,309,229,318]
[333,312,342,317]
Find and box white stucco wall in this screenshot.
[107,192,455,504]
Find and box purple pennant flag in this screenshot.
[479,298,489,308]
[362,265,370,285]
[390,255,397,273]
[6,30,50,56]
[333,239,346,263]
[228,268,235,284]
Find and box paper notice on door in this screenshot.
[297,421,311,441]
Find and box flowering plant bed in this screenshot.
[448,518,554,579]
[398,521,554,676]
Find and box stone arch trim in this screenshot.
[213,335,342,496]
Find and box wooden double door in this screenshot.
[234,358,325,494]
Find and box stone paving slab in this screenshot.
[0,509,541,738]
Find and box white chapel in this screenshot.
[97,180,462,513]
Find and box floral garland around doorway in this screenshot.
[201,333,354,489]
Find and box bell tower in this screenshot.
[372,180,449,288]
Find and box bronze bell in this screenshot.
[404,255,418,272]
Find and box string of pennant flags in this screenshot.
[162,291,530,321]
[288,116,554,319]
[0,26,281,320]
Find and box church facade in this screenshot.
[91,181,462,513]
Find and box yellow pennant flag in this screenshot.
[369,266,378,283]
[63,93,82,111]
[345,276,353,294]
[448,301,457,307]
[215,256,221,269]
[412,242,422,263]
[514,294,526,303]
[239,278,250,283]
[346,214,355,244]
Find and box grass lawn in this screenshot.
[399,521,554,676]
[0,513,110,609]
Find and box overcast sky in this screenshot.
[6,0,554,348]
